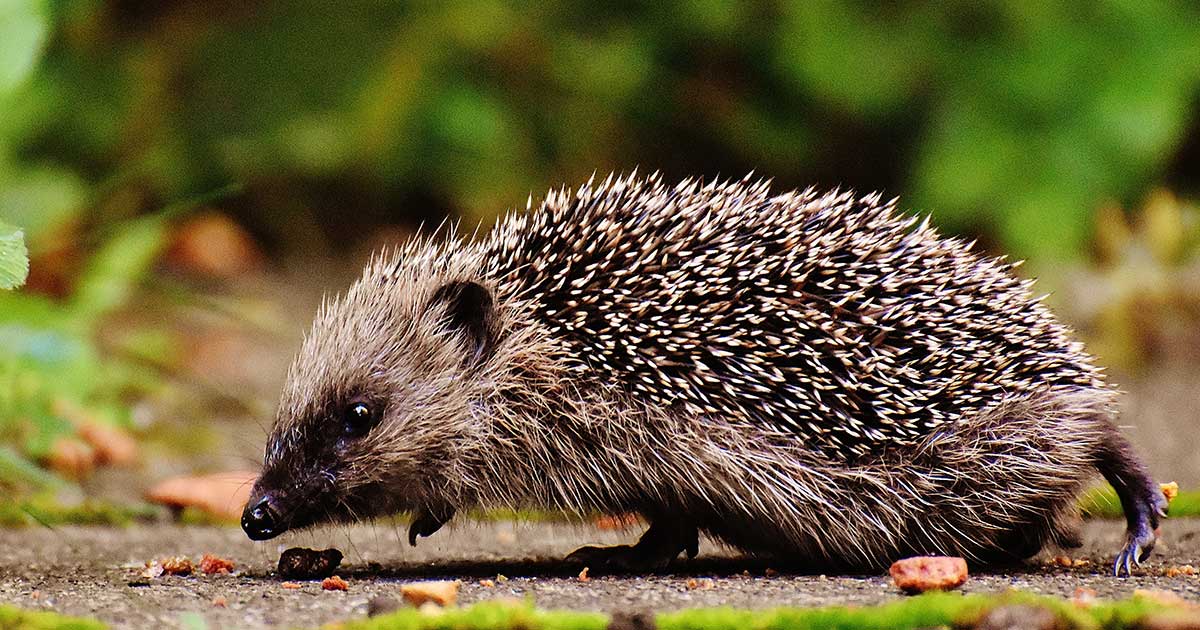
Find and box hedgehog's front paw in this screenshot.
[408,506,455,547]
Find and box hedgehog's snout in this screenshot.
[242,491,286,540]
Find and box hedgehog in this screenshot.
[242,172,1165,576]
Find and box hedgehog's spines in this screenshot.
[478,173,1107,460]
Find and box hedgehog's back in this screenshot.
[485,174,1105,458]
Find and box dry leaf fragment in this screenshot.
[199,554,235,575]
[77,421,138,466]
[168,211,263,278]
[400,581,460,607]
[321,576,348,591]
[45,438,96,481]
[146,471,258,522]
[161,556,194,576]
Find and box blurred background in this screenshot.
[1,1,1199,522]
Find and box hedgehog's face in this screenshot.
[242,273,497,541]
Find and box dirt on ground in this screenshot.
[1,519,1198,629]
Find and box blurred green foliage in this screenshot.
[1,0,1200,498]
[1,1,1197,261]
[0,214,168,493]
[0,496,157,526]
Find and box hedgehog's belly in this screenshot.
[647,386,1113,570]
[694,500,1076,572]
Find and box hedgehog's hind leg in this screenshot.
[1096,426,1167,577]
[565,519,698,572]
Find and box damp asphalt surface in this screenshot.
[0,519,1198,629]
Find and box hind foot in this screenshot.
[1111,480,1167,577]
[1097,429,1168,577]
[566,519,698,572]
[1114,515,1160,578]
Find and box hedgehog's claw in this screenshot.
[1113,543,1138,577]
[566,520,698,573]
[1113,520,1157,577]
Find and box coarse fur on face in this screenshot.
[247,239,503,533]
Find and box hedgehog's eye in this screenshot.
[342,400,377,438]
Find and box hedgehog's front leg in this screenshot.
[408,505,455,547]
[566,519,699,572]
[1097,428,1168,577]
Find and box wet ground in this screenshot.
[1,519,1198,629]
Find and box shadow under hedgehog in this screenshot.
[242,173,1166,577]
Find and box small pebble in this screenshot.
[368,596,401,617]
[278,547,343,579]
[889,556,969,594]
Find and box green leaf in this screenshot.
[0,221,29,289]
[0,0,49,95]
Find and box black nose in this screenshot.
[242,494,286,540]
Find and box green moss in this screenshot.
[327,591,1197,630]
[0,605,106,630]
[330,600,607,630]
[1080,484,1200,519]
[658,593,974,630]
[658,591,1194,630]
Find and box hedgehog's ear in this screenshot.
[429,280,497,366]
